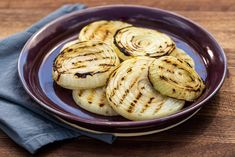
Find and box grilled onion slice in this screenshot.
[113,26,175,60]
[149,56,205,101]
[73,87,118,116]
[52,40,120,89]
[170,48,195,68]
[106,57,184,121]
[79,20,131,44]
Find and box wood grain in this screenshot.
[0,0,234,156]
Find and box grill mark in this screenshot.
[119,89,130,104]
[158,66,164,69]
[67,48,73,52]
[128,92,143,113]
[87,90,95,104]
[89,22,109,39]
[186,62,193,68]
[78,90,84,97]
[177,58,183,63]
[136,92,142,100]
[130,76,139,88]
[185,85,192,88]
[127,68,132,73]
[167,69,174,73]
[172,63,177,67]
[76,65,87,68]
[73,50,104,58]
[102,30,110,41]
[159,75,168,81]
[99,63,115,67]
[154,102,164,114]
[99,103,105,107]
[164,59,171,64]
[88,101,92,104]
[75,69,109,78]
[169,78,178,84]
[140,97,154,113]
[127,102,135,113]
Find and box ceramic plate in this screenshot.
[18,5,227,134]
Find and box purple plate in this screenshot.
[18,5,227,134]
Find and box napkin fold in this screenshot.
[0,4,115,154]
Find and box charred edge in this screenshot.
[166,44,176,55]
[75,72,93,78]
[147,68,154,87]
[186,62,192,68]
[113,27,133,56]
[56,74,61,81]
[190,75,195,81]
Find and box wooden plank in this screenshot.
[2,0,235,11]
[0,9,234,50]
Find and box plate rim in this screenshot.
[18,4,227,127]
[56,108,201,137]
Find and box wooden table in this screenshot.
[0,0,234,156]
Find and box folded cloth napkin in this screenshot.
[0,4,115,154]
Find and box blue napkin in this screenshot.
[0,4,115,154]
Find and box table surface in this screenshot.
[0,0,234,156]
